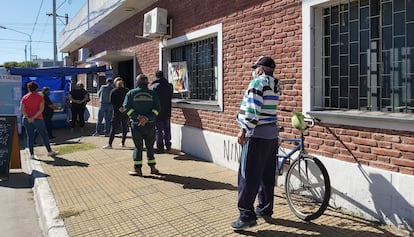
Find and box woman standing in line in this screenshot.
[20,81,57,159]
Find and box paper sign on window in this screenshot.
[168,62,188,93]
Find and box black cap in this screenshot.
[251,56,276,69]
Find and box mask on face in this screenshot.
[252,70,258,79]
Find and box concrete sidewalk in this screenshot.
[28,123,407,236]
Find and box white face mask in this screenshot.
[252,70,258,78]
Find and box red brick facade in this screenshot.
[71,0,413,175]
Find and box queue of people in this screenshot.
[66,71,172,176]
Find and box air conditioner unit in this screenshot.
[78,48,90,62]
[143,7,168,38]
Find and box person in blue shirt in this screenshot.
[93,78,114,136]
[231,56,281,231]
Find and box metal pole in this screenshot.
[24,45,27,62]
[29,35,32,61]
[53,0,58,66]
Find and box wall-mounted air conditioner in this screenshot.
[143,7,168,38]
[78,48,90,62]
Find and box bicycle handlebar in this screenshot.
[279,109,321,129]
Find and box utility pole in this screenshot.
[53,0,58,66]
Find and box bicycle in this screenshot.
[276,111,331,221]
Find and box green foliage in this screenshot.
[3,61,38,70]
[3,61,18,70]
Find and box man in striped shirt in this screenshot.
[231,56,281,231]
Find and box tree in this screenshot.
[3,61,38,71]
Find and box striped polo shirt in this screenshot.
[237,74,280,137]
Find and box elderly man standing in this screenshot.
[231,56,281,231]
[123,74,161,176]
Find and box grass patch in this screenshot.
[54,143,96,155]
[58,209,84,219]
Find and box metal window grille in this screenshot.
[319,0,414,113]
[171,36,218,101]
[86,74,98,93]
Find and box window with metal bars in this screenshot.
[85,74,98,93]
[170,36,218,101]
[315,0,414,113]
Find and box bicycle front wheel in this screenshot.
[285,154,331,221]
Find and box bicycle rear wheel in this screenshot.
[285,154,331,221]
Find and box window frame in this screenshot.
[302,0,414,132]
[160,23,223,111]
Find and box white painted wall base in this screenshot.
[170,123,414,233]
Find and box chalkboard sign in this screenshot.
[0,115,19,179]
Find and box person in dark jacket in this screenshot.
[68,82,89,131]
[150,70,173,153]
[41,87,60,139]
[102,78,129,149]
[123,74,161,176]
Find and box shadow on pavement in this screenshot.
[0,172,33,188]
[173,154,210,162]
[144,172,237,191]
[35,156,89,167]
[236,217,398,237]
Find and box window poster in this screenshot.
[168,61,188,93]
[0,74,22,134]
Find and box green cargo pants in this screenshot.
[131,121,156,168]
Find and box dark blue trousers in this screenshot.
[237,137,278,221]
[155,119,172,150]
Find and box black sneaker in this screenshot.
[256,213,272,222]
[155,148,165,154]
[231,219,257,231]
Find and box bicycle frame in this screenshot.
[276,133,305,175]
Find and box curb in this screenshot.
[24,149,69,237]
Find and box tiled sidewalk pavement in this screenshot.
[31,123,408,237]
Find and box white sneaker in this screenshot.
[102,144,112,149]
[119,143,125,147]
[48,151,58,157]
[30,154,35,159]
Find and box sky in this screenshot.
[0,0,86,65]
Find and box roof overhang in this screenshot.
[59,0,158,53]
[86,50,135,63]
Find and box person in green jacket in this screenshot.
[123,74,161,176]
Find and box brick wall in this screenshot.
[71,0,414,175]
